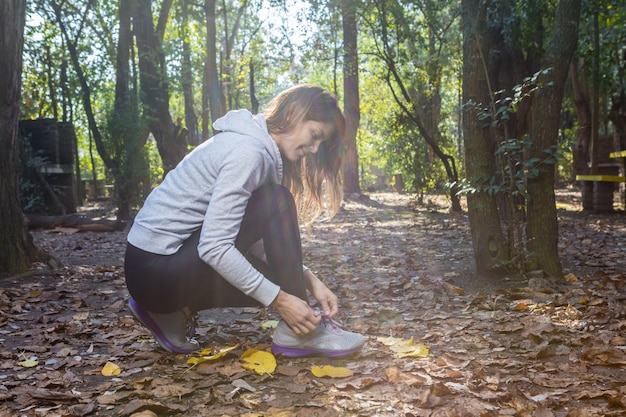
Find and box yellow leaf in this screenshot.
[241,348,276,375]
[393,344,430,358]
[101,361,121,376]
[311,365,354,378]
[377,335,430,358]
[564,273,579,283]
[186,344,239,367]
[18,359,38,368]
[260,320,279,329]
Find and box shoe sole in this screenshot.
[271,341,364,358]
[128,298,196,354]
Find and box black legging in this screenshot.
[124,183,307,314]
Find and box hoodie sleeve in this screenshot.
[197,146,280,307]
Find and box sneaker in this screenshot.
[128,298,199,354]
[271,315,364,357]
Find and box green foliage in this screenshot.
[19,0,621,222]
[453,138,572,200]
[476,68,553,129]
[358,0,462,200]
[455,68,562,197]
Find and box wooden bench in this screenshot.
[576,174,626,212]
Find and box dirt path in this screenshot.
[2,191,625,416]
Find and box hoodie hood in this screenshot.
[213,109,283,184]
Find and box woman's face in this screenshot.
[272,120,334,162]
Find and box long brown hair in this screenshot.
[264,84,346,224]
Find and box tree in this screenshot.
[461,0,509,272]
[341,0,361,194]
[202,0,226,140]
[571,1,626,178]
[0,0,40,275]
[110,0,151,219]
[49,0,149,220]
[180,0,200,147]
[133,0,187,175]
[462,0,580,277]
[525,0,580,277]
[365,0,463,211]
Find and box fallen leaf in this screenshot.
[241,348,276,375]
[311,365,354,378]
[101,361,121,376]
[18,359,39,368]
[186,344,239,368]
[260,320,279,329]
[232,379,256,392]
[377,335,430,358]
[384,366,428,385]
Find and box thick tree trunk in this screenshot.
[134,0,187,175]
[112,0,150,220]
[526,0,580,278]
[0,0,41,274]
[341,0,361,195]
[462,0,509,273]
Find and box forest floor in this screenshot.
[1,188,625,417]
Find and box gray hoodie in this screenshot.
[127,109,283,306]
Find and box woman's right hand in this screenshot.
[270,290,321,335]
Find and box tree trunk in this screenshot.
[525,0,580,278]
[250,63,259,114]
[181,0,200,147]
[609,91,626,151]
[462,0,509,273]
[112,0,150,220]
[203,0,225,139]
[134,0,187,175]
[0,0,41,274]
[570,59,591,175]
[341,0,361,195]
[51,2,116,171]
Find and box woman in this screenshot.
[124,84,364,357]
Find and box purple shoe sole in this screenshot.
[128,298,196,354]
[271,342,364,358]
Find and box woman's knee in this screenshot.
[271,184,296,213]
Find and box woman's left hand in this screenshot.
[304,270,339,317]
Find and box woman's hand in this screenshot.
[270,290,320,335]
[304,270,339,318]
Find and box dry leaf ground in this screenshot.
[1,189,625,417]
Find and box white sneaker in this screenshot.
[271,316,364,357]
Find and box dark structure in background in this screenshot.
[19,119,80,215]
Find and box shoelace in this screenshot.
[320,314,347,331]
